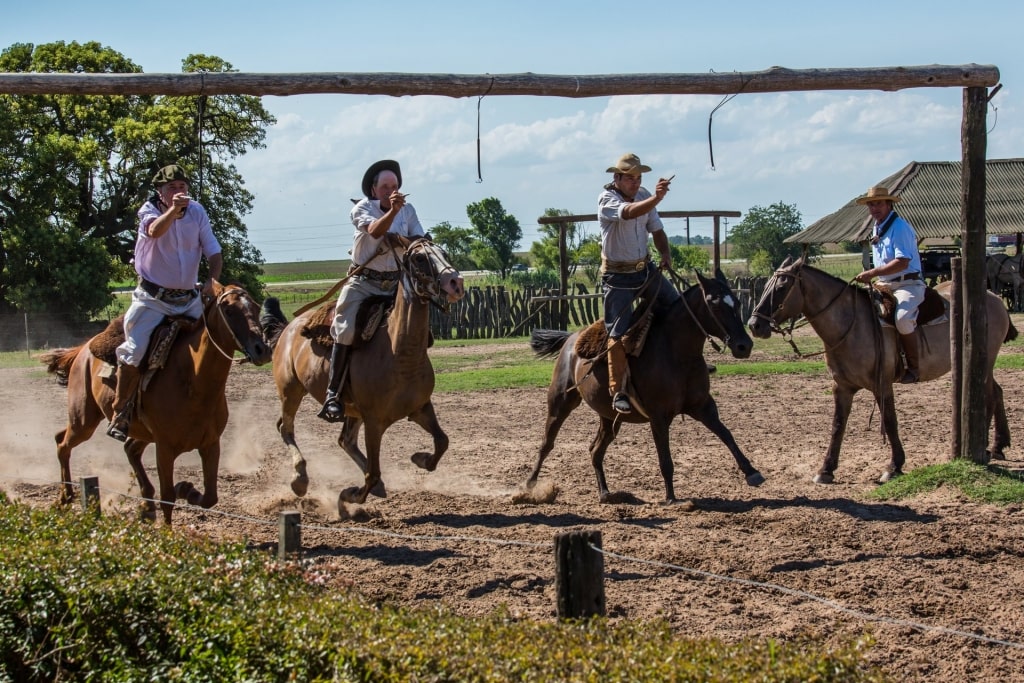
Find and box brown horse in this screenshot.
[40,282,273,524]
[747,255,1016,484]
[527,269,763,503]
[266,237,465,505]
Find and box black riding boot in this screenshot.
[317,343,350,422]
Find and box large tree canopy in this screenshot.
[528,208,597,276]
[0,41,275,319]
[465,197,522,278]
[728,201,819,272]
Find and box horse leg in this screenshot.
[276,388,308,497]
[649,416,678,502]
[687,398,765,487]
[815,384,856,484]
[407,401,449,472]
[988,379,1010,460]
[339,422,383,505]
[527,383,583,487]
[590,417,621,503]
[337,417,385,498]
[180,442,221,511]
[154,444,179,526]
[876,391,906,483]
[124,438,157,522]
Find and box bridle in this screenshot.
[396,238,461,312]
[201,286,261,363]
[666,266,735,353]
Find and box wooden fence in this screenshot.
[430,277,769,340]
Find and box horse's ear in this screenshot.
[694,268,709,286]
[715,266,727,282]
[793,253,806,268]
[779,255,793,269]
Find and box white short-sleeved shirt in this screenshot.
[135,199,221,290]
[598,185,664,262]
[349,199,425,270]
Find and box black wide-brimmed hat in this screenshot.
[361,160,402,199]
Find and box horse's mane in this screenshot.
[794,262,874,306]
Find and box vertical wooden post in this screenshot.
[949,257,963,460]
[960,86,989,463]
[80,476,100,516]
[559,223,569,330]
[712,216,722,273]
[554,530,605,618]
[278,510,301,560]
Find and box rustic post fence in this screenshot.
[554,530,605,619]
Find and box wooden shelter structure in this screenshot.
[0,63,1000,461]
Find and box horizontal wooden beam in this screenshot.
[0,65,999,97]
[538,210,742,225]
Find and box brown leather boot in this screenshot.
[317,343,350,423]
[107,363,141,441]
[899,331,920,384]
[606,337,632,414]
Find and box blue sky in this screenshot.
[6,1,1023,262]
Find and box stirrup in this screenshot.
[317,396,345,423]
[612,392,633,414]
[106,415,130,442]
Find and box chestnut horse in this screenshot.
[748,255,1016,484]
[266,237,465,505]
[41,282,273,524]
[527,269,764,503]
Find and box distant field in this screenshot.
[261,260,350,283]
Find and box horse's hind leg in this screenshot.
[527,381,583,487]
[407,401,448,472]
[340,422,384,505]
[876,391,906,483]
[55,405,104,506]
[591,417,621,503]
[124,438,157,522]
[687,398,765,487]
[988,379,1010,460]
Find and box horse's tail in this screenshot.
[38,346,82,387]
[530,328,571,358]
[1005,317,1019,343]
[260,296,288,349]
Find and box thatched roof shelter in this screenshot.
[787,158,1024,244]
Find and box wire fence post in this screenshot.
[80,476,100,516]
[554,530,605,618]
[278,510,302,560]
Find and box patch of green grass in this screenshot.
[868,459,1024,505]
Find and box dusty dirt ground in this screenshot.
[3,338,1024,682]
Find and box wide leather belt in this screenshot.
[601,257,648,274]
[883,272,921,283]
[139,278,197,301]
[360,269,401,281]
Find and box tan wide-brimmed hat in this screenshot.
[606,153,652,175]
[855,185,902,205]
[152,164,192,186]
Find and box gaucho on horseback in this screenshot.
[598,153,679,414]
[109,164,223,440]
[319,159,425,422]
[853,185,925,384]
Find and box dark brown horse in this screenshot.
[748,255,1016,484]
[266,237,465,505]
[527,269,763,503]
[40,282,273,524]
[986,253,1024,312]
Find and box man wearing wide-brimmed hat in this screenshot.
[319,159,425,422]
[108,163,223,440]
[854,184,925,383]
[597,152,679,414]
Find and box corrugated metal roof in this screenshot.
[786,158,1024,244]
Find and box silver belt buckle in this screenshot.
[634,261,645,272]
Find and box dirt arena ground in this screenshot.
[3,338,1024,682]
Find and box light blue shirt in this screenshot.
[871,212,922,280]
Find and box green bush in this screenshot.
[0,495,886,682]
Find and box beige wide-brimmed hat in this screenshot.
[855,185,901,205]
[606,153,652,175]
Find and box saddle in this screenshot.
[574,296,657,360]
[871,286,947,327]
[89,314,200,389]
[300,296,400,350]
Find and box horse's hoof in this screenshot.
[139,505,157,523]
[877,470,902,484]
[410,451,437,472]
[174,481,202,506]
[812,472,835,484]
[369,480,387,498]
[338,486,364,504]
[988,449,1006,461]
[664,498,697,511]
[745,471,765,487]
[290,474,309,498]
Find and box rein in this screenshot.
[201,287,252,363]
[666,266,728,353]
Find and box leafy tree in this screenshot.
[669,244,711,274]
[728,202,820,270]
[465,197,522,278]
[0,41,274,320]
[528,208,592,275]
[429,221,477,271]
